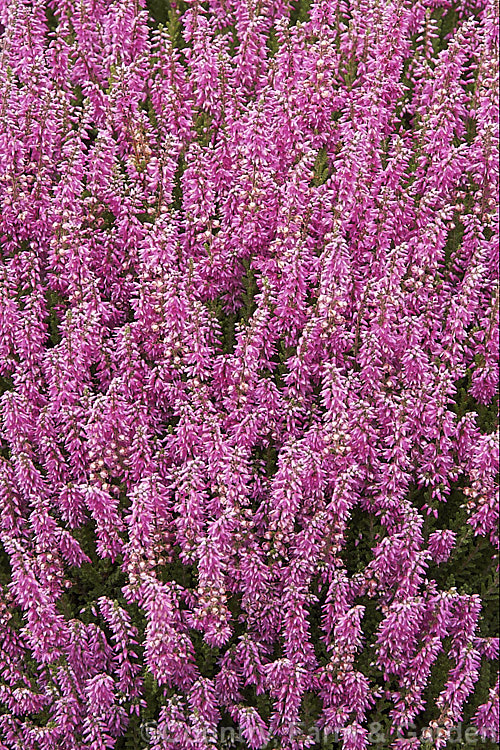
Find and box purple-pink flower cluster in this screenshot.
[0,0,498,747]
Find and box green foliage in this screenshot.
[239,258,259,324]
[44,4,58,32]
[452,373,499,434]
[312,147,331,187]
[172,150,185,213]
[0,374,13,397]
[266,27,280,56]
[147,0,179,26]
[290,0,312,26]
[45,289,63,348]
[61,523,128,619]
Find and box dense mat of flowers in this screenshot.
[0,0,498,748]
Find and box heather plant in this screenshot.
[0,0,498,748]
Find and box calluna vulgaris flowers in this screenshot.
[0,0,498,748]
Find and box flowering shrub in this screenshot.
[0,0,498,748]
